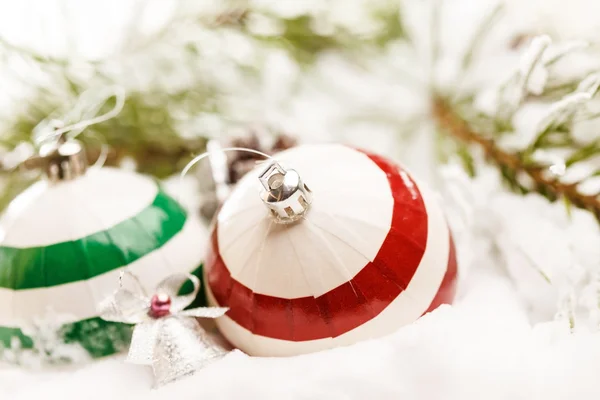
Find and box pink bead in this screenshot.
[149,293,172,318]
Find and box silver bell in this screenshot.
[151,317,227,388]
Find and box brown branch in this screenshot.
[432,96,600,221]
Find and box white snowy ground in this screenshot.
[2,269,599,400]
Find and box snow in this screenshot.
[1,270,599,400]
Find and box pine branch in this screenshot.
[433,96,600,221]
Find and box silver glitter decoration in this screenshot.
[152,316,227,387]
[98,272,228,388]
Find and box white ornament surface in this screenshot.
[0,167,158,247]
[217,144,394,298]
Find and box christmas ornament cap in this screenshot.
[23,131,88,182]
[259,161,312,223]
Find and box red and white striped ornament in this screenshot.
[204,144,457,356]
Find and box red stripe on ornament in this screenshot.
[206,148,454,341]
[423,234,458,315]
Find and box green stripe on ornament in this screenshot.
[0,189,186,290]
[0,264,206,361]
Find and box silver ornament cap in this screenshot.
[39,138,88,182]
[24,127,88,182]
[259,161,312,223]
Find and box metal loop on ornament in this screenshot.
[20,86,125,180]
[182,145,313,224]
[179,146,274,203]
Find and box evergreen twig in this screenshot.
[433,96,600,221]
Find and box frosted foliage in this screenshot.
[0,311,133,368]
[0,311,91,368]
[442,163,600,326]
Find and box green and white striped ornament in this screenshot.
[0,166,208,364]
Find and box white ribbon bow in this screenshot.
[98,272,227,365]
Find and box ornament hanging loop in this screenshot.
[179,146,273,205]
[24,86,125,182]
[34,85,126,145]
[181,146,313,223]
